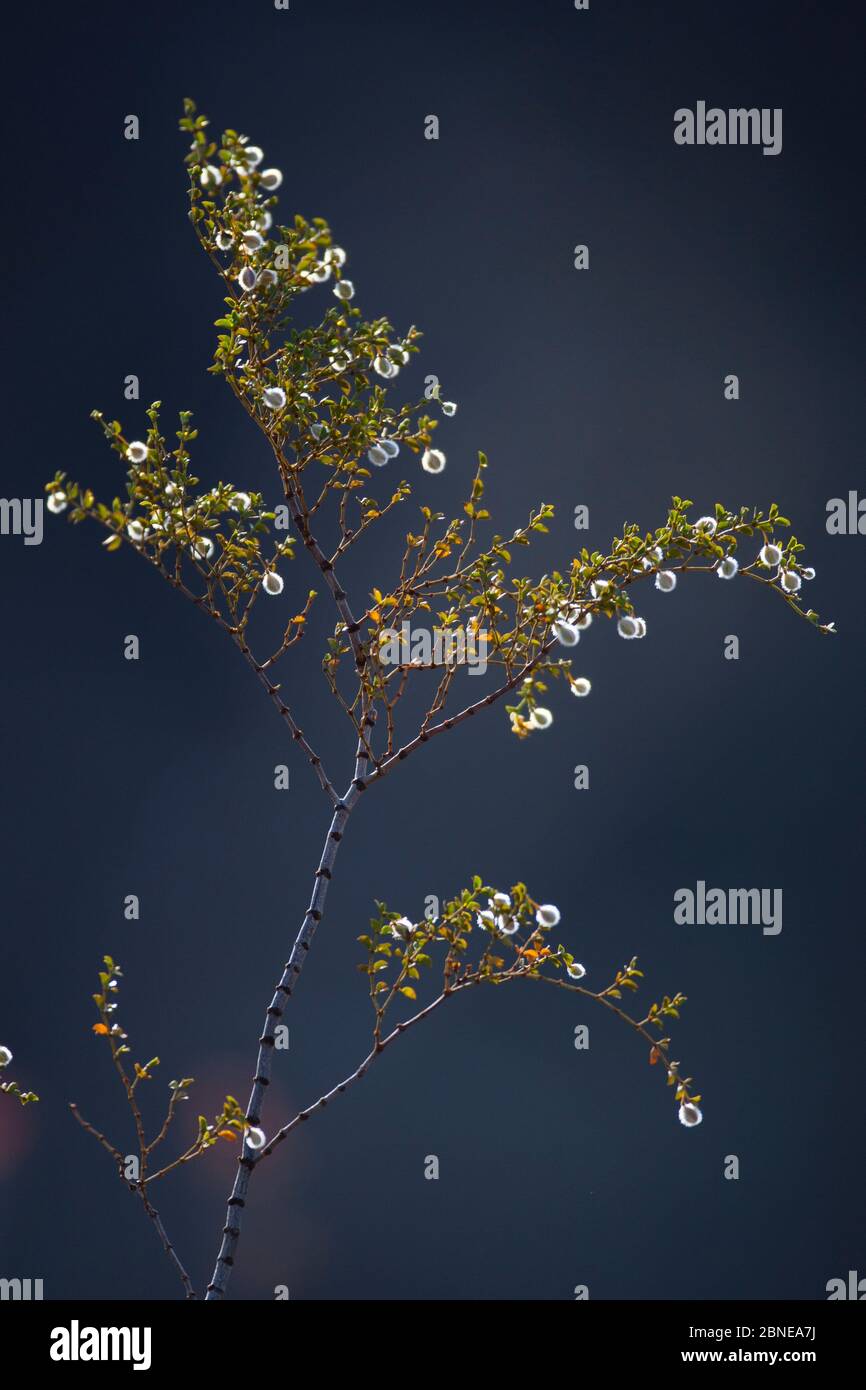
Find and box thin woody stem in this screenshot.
[206,755,370,1300]
[367,651,549,784]
[215,362,368,676]
[143,1140,207,1186]
[258,986,465,1161]
[276,455,368,674]
[249,960,687,1170]
[154,553,337,799]
[367,537,817,785]
[232,631,339,804]
[72,516,336,801]
[537,975,678,1057]
[69,1102,123,1165]
[176,519,809,1297]
[207,551,761,1296]
[145,1089,181,1158]
[69,1103,196,1299]
[137,1190,197,1300]
[52,130,827,1312]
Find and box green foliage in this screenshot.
[0,1043,37,1106]
[48,96,836,1152]
[45,105,832,770]
[40,99,839,1296]
[361,885,701,1116]
[0,1079,39,1106]
[80,956,247,1182]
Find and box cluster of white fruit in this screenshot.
[200,147,283,192]
[236,244,350,301]
[85,444,289,599]
[367,438,401,466]
[691,517,814,592]
[200,135,351,309]
[202,140,462,483]
[203,145,284,303]
[474,892,564,932]
[547,518,819,661]
[481,895,588,978]
[372,345,409,379]
[757,540,814,592]
[256,337,455,479]
[550,608,592,648]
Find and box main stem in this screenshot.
[205,725,372,1300]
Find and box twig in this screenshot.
[258,986,463,1162]
[69,1102,124,1166]
[232,632,339,804]
[137,1189,197,1300]
[243,961,689,1173]
[70,1103,196,1299]
[206,781,361,1298]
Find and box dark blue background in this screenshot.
[1,0,863,1299]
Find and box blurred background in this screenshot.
[1,0,863,1299]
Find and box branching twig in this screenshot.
[45,101,833,1304]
